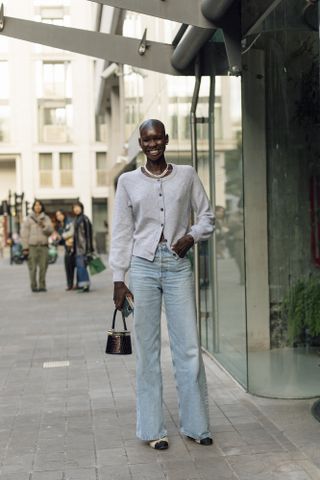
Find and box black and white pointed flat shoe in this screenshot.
[187,436,213,446]
[149,436,169,450]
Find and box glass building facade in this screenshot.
[119,1,320,398]
[242,0,320,397]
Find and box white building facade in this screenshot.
[0,0,108,251]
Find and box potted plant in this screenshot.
[281,276,320,346]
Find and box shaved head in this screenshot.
[139,119,166,135]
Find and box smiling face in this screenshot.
[139,121,169,163]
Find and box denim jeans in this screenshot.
[76,255,90,288]
[129,243,211,441]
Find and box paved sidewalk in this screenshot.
[0,257,319,480]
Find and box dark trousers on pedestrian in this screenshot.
[64,251,75,288]
[28,245,49,290]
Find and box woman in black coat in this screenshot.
[72,201,93,292]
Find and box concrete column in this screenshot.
[242,49,270,352]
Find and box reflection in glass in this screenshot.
[244,0,320,397]
[213,78,247,388]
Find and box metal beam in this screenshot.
[171,26,215,71]
[171,0,241,75]
[0,15,229,76]
[88,0,216,29]
[221,0,241,75]
[0,16,180,75]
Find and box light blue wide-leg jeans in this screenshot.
[129,243,211,441]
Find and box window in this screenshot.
[39,153,53,187]
[36,61,72,98]
[36,60,73,143]
[38,100,73,143]
[96,152,108,187]
[59,152,73,187]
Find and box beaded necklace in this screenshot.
[143,162,171,179]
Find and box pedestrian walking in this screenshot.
[55,210,76,291]
[110,119,215,450]
[21,200,53,292]
[72,201,93,293]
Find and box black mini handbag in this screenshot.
[106,309,132,355]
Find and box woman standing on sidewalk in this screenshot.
[110,119,215,450]
[55,210,75,291]
[21,200,53,292]
[72,201,93,293]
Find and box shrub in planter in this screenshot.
[282,276,320,345]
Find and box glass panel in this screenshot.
[59,153,73,187]
[60,171,73,187]
[96,152,108,186]
[40,62,70,98]
[39,102,72,143]
[244,0,320,397]
[96,152,107,170]
[96,114,107,143]
[195,80,214,352]
[59,152,72,169]
[39,153,53,188]
[213,77,247,388]
[39,153,52,170]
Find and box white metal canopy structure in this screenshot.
[0,0,313,76]
[0,0,240,76]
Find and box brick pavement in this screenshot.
[0,255,319,480]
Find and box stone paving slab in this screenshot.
[0,257,319,480]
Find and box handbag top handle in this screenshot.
[112,309,128,331]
